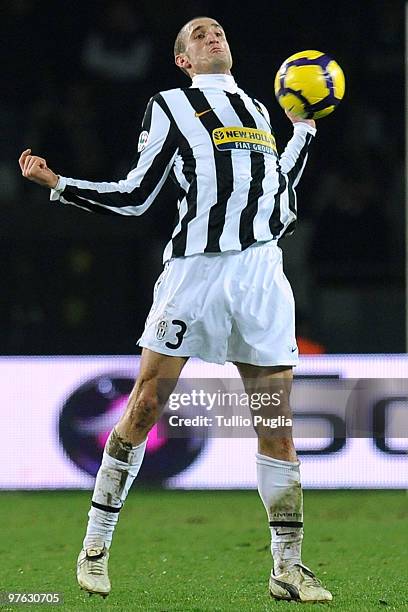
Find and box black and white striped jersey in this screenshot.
[51,73,316,262]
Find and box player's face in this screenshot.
[178,18,232,76]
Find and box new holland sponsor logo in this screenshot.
[212,127,277,155]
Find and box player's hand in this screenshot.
[285,110,316,130]
[19,149,59,189]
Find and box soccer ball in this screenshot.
[274,50,345,120]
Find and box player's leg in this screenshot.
[235,361,332,602]
[235,363,302,570]
[77,348,187,596]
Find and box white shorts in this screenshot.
[138,241,298,366]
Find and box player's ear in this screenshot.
[175,53,191,71]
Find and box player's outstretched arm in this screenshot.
[17,95,178,217]
[19,149,59,189]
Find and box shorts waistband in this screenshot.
[169,240,279,263]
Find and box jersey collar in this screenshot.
[191,74,238,93]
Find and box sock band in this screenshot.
[91,501,121,513]
[269,521,303,527]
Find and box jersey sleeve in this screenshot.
[50,94,178,216]
[279,122,316,187]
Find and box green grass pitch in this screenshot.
[0,490,407,611]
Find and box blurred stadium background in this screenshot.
[2,0,404,355]
[1,1,407,609]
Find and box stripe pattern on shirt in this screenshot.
[53,85,315,262]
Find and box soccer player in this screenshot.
[19,16,332,603]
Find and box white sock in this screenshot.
[83,431,147,549]
[256,452,303,575]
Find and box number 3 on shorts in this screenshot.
[165,319,187,350]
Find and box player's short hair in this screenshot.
[174,16,214,57]
[174,22,188,58]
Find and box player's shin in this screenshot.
[256,453,303,575]
[83,428,147,549]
